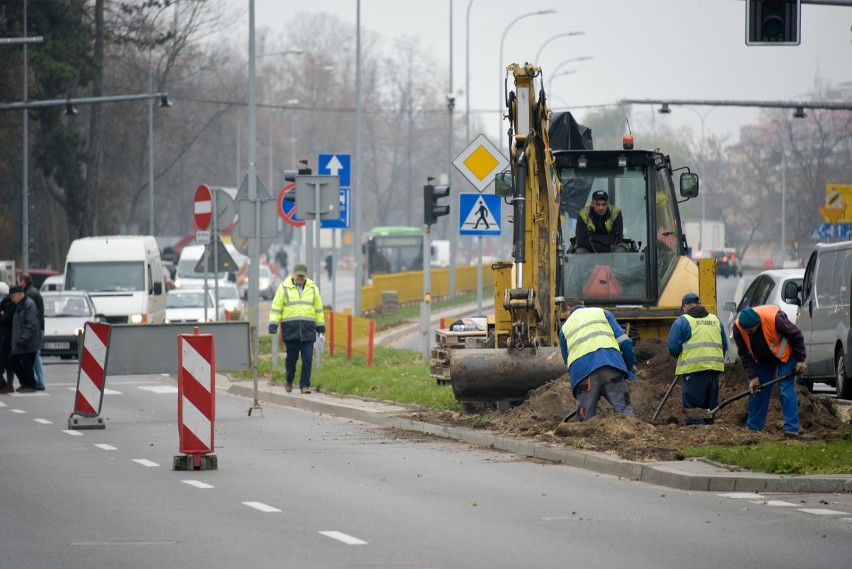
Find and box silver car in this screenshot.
[722,268,805,363]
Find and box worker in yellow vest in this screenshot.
[558,302,636,421]
[268,264,325,394]
[667,292,727,425]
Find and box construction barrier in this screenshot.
[174,328,218,471]
[326,310,375,367]
[68,322,111,430]
[360,264,494,314]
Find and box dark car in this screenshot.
[709,248,741,278]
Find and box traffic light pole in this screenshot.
[421,224,432,363]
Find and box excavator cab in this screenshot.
[557,148,695,307]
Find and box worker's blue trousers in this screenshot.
[746,358,799,433]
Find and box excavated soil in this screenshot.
[408,338,850,462]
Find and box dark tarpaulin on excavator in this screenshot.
[549,112,595,218]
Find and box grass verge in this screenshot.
[678,432,852,475]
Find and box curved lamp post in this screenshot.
[498,9,557,149]
[534,31,585,66]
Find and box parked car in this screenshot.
[165,289,224,323]
[42,291,103,359]
[794,241,852,398]
[721,268,805,363]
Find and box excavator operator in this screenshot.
[572,190,629,254]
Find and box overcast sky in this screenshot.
[245,0,850,144]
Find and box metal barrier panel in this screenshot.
[105,322,251,375]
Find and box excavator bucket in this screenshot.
[449,347,566,402]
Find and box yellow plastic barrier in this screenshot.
[359,264,494,314]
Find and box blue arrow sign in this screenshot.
[811,222,852,240]
[319,153,351,229]
[459,193,501,236]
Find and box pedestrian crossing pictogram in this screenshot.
[459,193,501,236]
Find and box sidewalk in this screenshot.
[222,375,852,494]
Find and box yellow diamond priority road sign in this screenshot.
[453,134,509,193]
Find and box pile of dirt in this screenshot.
[415,338,850,462]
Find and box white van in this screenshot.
[795,241,852,399]
[64,235,166,324]
[174,243,244,290]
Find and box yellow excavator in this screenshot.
[430,63,716,404]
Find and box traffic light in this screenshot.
[746,0,800,45]
[423,184,450,226]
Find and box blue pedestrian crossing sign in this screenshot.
[459,193,501,236]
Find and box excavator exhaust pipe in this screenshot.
[450,347,566,402]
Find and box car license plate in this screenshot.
[45,342,70,350]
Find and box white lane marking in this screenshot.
[62,429,84,436]
[11,409,26,414]
[754,500,798,507]
[95,443,117,451]
[138,386,178,394]
[34,418,52,424]
[182,480,214,489]
[133,459,159,467]
[103,388,122,395]
[319,531,368,545]
[0,400,7,407]
[718,492,765,499]
[797,508,850,516]
[242,502,281,513]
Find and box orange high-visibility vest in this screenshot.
[734,305,792,363]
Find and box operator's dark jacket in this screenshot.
[732,310,806,379]
[575,206,624,252]
[11,296,41,354]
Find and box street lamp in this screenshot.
[147,2,177,237]
[498,9,557,149]
[534,31,585,66]
[545,69,577,94]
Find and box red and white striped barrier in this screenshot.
[174,328,217,470]
[68,322,111,430]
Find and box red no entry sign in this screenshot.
[278,183,305,227]
[194,184,213,230]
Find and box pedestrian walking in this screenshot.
[0,282,15,393]
[733,306,807,436]
[267,264,325,394]
[9,286,41,393]
[558,301,637,421]
[667,292,727,425]
[18,273,46,390]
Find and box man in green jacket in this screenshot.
[268,264,325,394]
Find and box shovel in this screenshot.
[651,375,679,422]
[707,372,797,418]
[561,409,579,423]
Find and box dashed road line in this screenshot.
[182,480,214,489]
[34,418,52,424]
[94,443,118,451]
[11,409,26,414]
[133,459,159,467]
[242,501,281,513]
[62,429,84,436]
[797,508,850,516]
[138,386,178,394]
[319,531,367,545]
